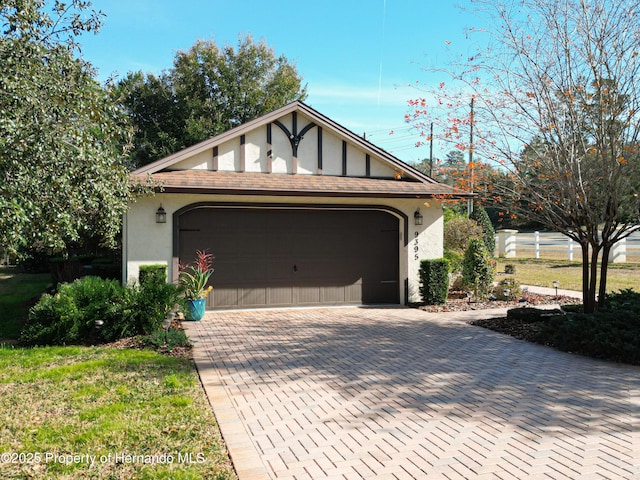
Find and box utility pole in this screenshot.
[467,97,475,215]
[429,122,434,177]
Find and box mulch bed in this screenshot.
[105,318,194,359]
[415,291,580,342]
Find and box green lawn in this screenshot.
[0,345,236,479]
[0,267,237,479]
[0,267,51,340]
[496,258,640,293]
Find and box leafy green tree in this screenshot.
[112,71,185,167]
[0,0,151,256]
[116,35,307,168]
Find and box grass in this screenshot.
[0,267,51,340]
[0,267,237,479]
[495,258,640,293]
[0,346,236,479]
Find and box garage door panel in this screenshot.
[321,285,347,304]
[214,287,239,308]
[178,208,399,309]
[295,286,321,305]
[238,288,268,307]
[268,286,294,306]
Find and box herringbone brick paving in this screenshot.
[185,307,640,479]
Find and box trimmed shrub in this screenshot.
[139,264,167,285]
[470,205,495,256]
[419,259,450,305]
[462,239,495,300]
[504,264,516,274]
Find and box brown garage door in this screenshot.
[177,207,399,309]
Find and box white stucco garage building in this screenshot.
[124,101,467,309]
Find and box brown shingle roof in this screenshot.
[136,170,470,198]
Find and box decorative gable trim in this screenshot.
[133,101,435,183]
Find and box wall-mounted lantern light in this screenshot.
[414,208,423,226]
[156,204,167,224]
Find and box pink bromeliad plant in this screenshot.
[178,250,214,300]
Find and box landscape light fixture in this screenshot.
[552,280,559,296]
[156,204,167,224]
[414,208,423,226]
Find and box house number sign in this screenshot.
[414,231,420,260]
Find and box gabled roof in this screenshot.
[132,101,472,199]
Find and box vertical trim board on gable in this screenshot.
[266,124,273,173]
[239,135,245,173]
[317,127,323,174]
[342,141,347,176]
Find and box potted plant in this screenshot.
[178,250,214,321]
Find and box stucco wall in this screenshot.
[124,194,443,304]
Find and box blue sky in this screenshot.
[79,0,479,165]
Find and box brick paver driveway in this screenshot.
[184,307,640,480]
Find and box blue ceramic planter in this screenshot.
[186,298,206,321]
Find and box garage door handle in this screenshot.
[293,264,298,272]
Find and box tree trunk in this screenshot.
[587,243,601,314]
[580,242,596,313]
[598,243,612,310]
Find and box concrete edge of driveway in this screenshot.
[189,329,271,480]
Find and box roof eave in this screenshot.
[154,184,473,199]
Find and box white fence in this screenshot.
[496,229,640,263]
